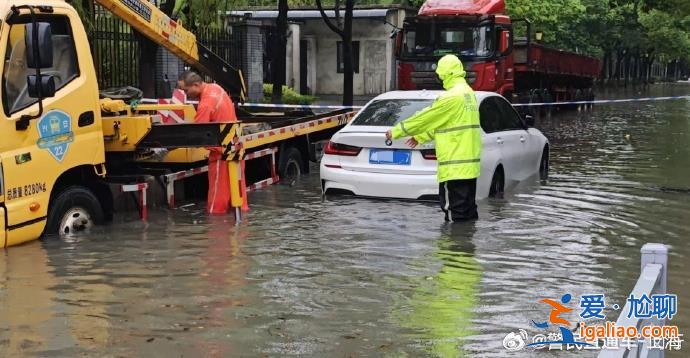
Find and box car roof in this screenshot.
[370,90,497,102]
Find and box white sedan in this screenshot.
[320,90,550,200]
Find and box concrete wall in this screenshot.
[239,21,264,101]
[292,18,393,96]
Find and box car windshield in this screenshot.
[351,99,433,127]
[402,24,494,58]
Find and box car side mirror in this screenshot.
[524,114,535,127]
[27,74,56,98]
[25,22,54,69]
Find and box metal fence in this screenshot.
[196,26,244,71]
[89,12,245,96]
[598,243,668,358]
[91,15,140,90]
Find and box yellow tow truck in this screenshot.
[0,0,354,247]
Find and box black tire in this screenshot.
[45,186,104,237]
[488,167,505,198]
[539,146,550,180]
[278,147,304,180]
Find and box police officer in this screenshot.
[386,55,481,221]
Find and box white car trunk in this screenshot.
[333,126,437,175]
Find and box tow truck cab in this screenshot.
[0,1,106,247]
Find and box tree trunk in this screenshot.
[614,48,624,85]
[271,0,288,104]
[315,0,355,106]
[600,50,610,84]
[341,0,354,106]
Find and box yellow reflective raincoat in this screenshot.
[391,55,481,183]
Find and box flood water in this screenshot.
[1,84,689,357]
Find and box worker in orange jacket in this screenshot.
[180,71,237,214]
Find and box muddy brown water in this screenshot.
[1,84,689,357]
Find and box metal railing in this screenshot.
[598,243,668,358]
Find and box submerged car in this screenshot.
[320,90,549,200]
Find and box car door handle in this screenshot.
[496,137,504,144]
[520,136,525,143]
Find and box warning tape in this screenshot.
[512,95,690,107]
[239,103,364,110]
[140,99,362,111]
[142,94,690,110]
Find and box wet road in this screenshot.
[1,84,689,357]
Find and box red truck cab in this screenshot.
[397,0,514,96]
[396,0,601,105]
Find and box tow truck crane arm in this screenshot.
[95,0,247,102]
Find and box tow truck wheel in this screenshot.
[46,186,104,237]
[278,147,304,180]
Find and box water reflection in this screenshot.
[0,84,689,357]
[395,223,480,357]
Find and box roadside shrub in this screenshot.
[263,84,316,105]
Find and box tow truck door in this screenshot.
[0,4,103,246]
[0,159,5,247]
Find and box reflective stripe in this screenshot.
[438,158,480,166]
[399,122,411,136]
[435,124,480,134]
[209,160,221,212]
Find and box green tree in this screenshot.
[173,0,231,30]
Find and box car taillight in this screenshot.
[324,141,361,156]
[420,149,436,160]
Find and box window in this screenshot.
[351,99,433,126]
[3,15,79,115]
[493,97,524,130]
[337,41,359,73]
[402,24,495,59]
[479,97,502,133]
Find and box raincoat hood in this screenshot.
[435,55,467,90]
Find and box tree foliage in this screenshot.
[506,0,690,64]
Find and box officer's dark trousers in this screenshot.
[439,178,478,221]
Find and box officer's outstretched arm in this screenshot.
[390,96,455,140]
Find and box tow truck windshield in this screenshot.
[401,23,495,59]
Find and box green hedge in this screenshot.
[263,84,316,105]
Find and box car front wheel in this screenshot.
[539,146,549,180]
[489,167,505,198]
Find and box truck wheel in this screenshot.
[46,186,104,237]
[278,147,304,180]
[488,167,505,198]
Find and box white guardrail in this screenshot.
[598,243,668,358]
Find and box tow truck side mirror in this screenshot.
[24,22,56,99]
[25,22,53,69]
[27,75,56,98]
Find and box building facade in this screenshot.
[232,6,413,97]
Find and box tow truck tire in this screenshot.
[45,186,104,237]
[278,147,304,180]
